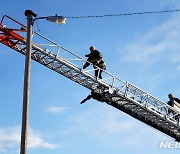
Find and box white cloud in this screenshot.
[0,126,20,150]
[0,126,59,152]
[121,15,180,66]
[28,128,59,149]
[45,106,69,114]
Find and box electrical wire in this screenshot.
[65,9,180,19]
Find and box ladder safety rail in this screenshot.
[1,15,26,29]
[0,15,180,141]
[0,15,26,50]
[121,82,180,121]
[27,30,180,133]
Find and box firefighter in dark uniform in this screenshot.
[83,46,106,79]
[80,87,111,104]
[167,94,180,121]
[167,94,180,107]
[80,89,104,104]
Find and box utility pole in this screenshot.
[20,10,36,154]
[20,10,65,154]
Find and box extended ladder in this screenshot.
[0,15,180,141]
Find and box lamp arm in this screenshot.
[32,17,48,25]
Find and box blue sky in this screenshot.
[0,0,180,154]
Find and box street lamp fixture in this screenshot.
[34,15,66,25]
[20,10,66,154]
[24,10,67,25]
[47,16,66,24]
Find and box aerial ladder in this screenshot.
[0,15,180,142]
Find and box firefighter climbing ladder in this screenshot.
[0,15,180,141]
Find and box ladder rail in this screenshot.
[23,30,180,125]
[31,36,180,124]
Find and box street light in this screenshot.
[20,10,66,154]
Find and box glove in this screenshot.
[93,64,98,69]
[85,54,90,57]
[83,65,87,69]
[93,61,100,67]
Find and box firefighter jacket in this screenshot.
[167,97,180,106]
[83,50,106,70]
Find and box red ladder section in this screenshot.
[0,15,26,50]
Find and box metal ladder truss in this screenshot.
[0,15,180,141]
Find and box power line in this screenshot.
[65,9,180,19]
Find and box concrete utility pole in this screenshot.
[19,10,66,154]
[20,10,36,154]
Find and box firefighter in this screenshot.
[167,94,180,122]
[167,94,180,107]
[80,90,103,104]
[80,87,110,104]
[83,46,106,79]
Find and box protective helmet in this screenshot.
[89,46,96,50]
